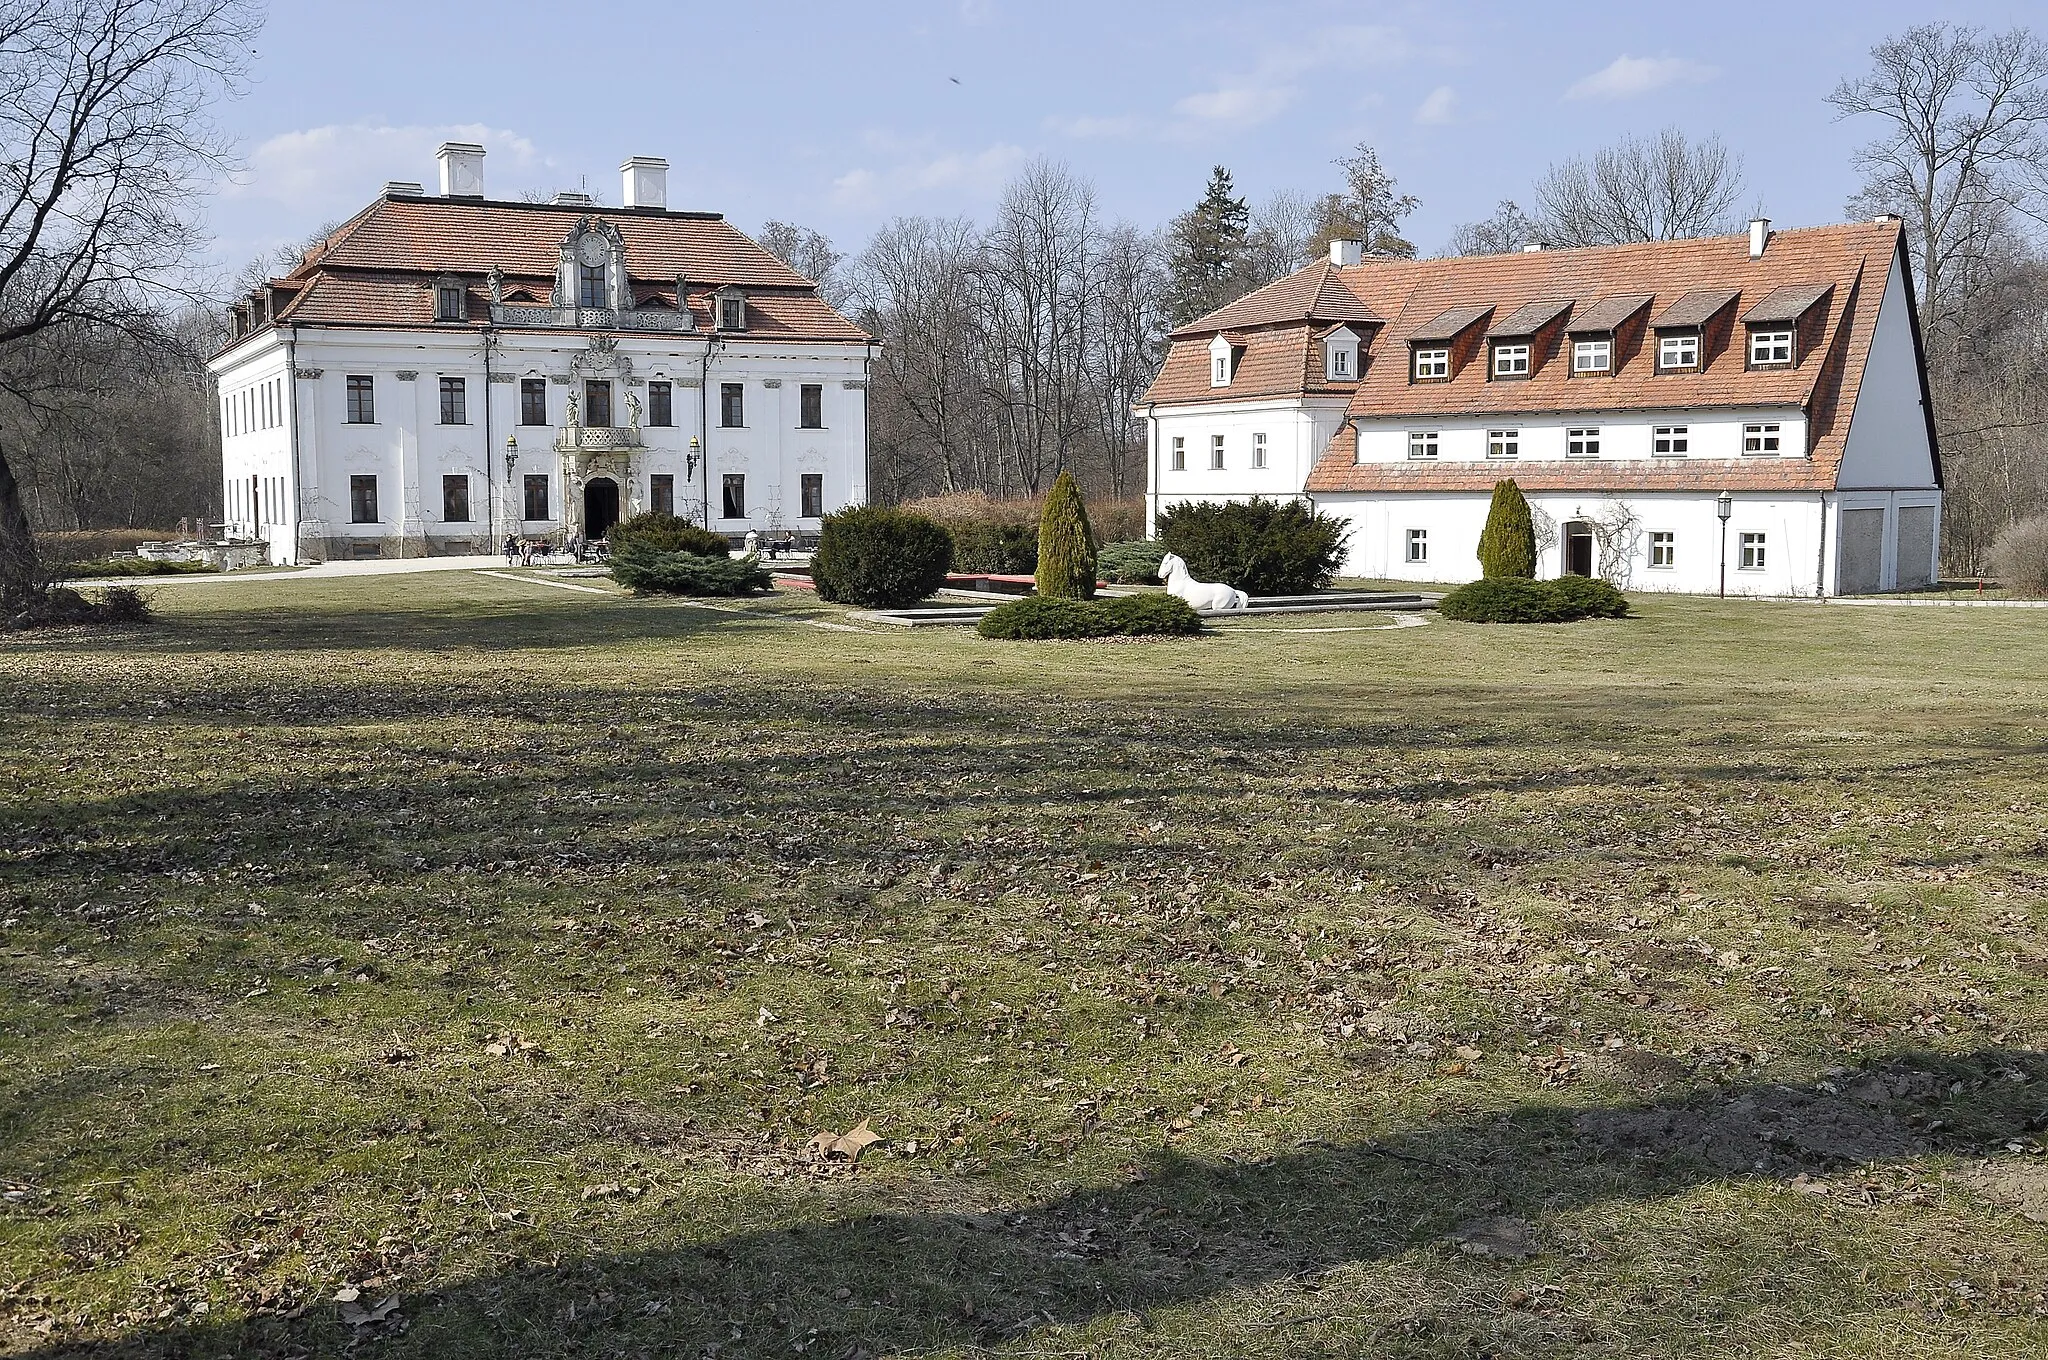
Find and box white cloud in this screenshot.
[830,142,1030,210]
[1173,83,1298,125]
[957,0,995,24]
[1043,114,1149,140]
[1564,54,1718,102]
[224,122,556,213]
[1414,85,1457,125]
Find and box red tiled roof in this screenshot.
[248,193,869,344]
[1565,293,1654,332]
[1742,283,1833,325]
[1409,303,1494,343]
[1487,298,1573,338]
[1651,287,1741,329]
[1170,259,1381,336]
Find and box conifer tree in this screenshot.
[1164,167,1252,326]
[1477,479,1538,579]
[1035,470,1097,599]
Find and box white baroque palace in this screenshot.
[1141,219,1941,596]
[210,145,874,563]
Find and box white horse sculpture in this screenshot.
[1158,551,1250,611]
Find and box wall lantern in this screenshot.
[687,434,701,479]
[504,434,519,476]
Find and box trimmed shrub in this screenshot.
[610,540,769,595]
[1437,576,1630,623]
[62,557,214,578]
[608,513,731,557]
[976,592,1202,640]
[2,583,155,631]
[812,505,953,608]
[1035,470,1097,599]
[947,521,1038,574]
[1156,498,1349,595]
[1097,539,1167,584]
[1477,479,1537,579]
[35,529,177,564]
[1988,514,2048,597]
[95,585,154,623]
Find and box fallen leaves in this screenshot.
[334,1285,401,1328]
[805,1119,883,1164]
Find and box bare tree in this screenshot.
[1444,200,1542,257]
[1829,23,2048,343]
[0,0,258,609]
[1535,128,1746,246]
[1085,222,1165,497]
[1308,144,1419,259]
[756,220,849,309]
[850,215,984,495]
[1242,189,1319,283]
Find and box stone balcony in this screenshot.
[553,424,642,453]
[491,303,694,333]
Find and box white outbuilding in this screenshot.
[210,144,874,563]
[1142,218,1940,596]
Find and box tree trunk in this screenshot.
[0,441,42,612]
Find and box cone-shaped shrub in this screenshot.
[1035,470,1097,599]
[1477,479,1537,579]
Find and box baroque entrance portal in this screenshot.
[584,477,620,539]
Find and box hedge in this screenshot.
[1156,498,1348,595]
[947,521,1037,574]
[608,513,731,557]
[1097,540,1166,584]
[976,592,1203,640]
[812,505,953,608]
[609,541,770,596]
[1437,576,1629,623]
[61,558,215,579]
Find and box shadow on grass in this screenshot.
[21,1048,2048,1359]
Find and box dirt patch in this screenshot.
[1576,1083,1924,1173]
[1968,1159,2048,1224]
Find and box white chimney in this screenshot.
[1748,217,1771,259]
[382,180,423,198]
[552,191,593,206]
[1872,212,1901,225]
[621,156,668,210]
[1328,238,1364,267]
[1521,241,1546,253]
[436,142,485,198]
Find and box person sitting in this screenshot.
[502,534,518,566]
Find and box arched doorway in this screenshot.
[1562,521,1596,577]
[584,477,621,539]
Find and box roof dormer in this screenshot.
[1740,283,1832,369]
[1650,288,1739,373]
[1322,325,1361,382]
[1208,332,1239,387]
[1484,299,1571,380]
[1407,304,1491,383]
[715,285,748,332]
[557,217,628,314]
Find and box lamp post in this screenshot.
[1716,490,1733,599]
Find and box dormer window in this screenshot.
[1322,326,1361,381]
[1213,354,1229,383]
[718,290,748,331]
[1749,329,1794,366]
[1657,333,1700,371]
[1207,333,1236,388]
[1572,337,1611,374]
[578,264,606,309]
[1413,347,1449,381]
[436,284,465,322]
[1492,343,1530,379]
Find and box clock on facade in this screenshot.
[575,234,607,267]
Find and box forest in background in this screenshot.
[6,21,2044,577]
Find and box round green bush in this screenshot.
[607,513,731,557]
[1156,498,1349,595]
[976,592,1202,640]
[1437,576,1630,623]
[812,505,953,608]
[1097,540,1166,584]
[610,540,769,596]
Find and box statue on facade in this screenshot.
[565,391,579,430]
[625,391,642,431]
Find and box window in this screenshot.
[442,474,470,522]
[801,472,824,518]
[1649,531,1675,568]
[1743,422,1783,455]
[349,474,378,524]
[1252,432,1268,469]
[578,263,607,309]
[523,474,550,522]
[1170,436,1185,471]
[1331,346,1350,377]
[584,379,612,428]
[1212,353,1230,384]
[720,295,746,330]
[1572,337,1611,374]
[647,381,673,427]
[1653,425,1689,456]
[1567,427,1601,458]
[1492,343,1530,378]
[1413,347,1449,380]
[1487,428,1520,459]
[520,378,547,426]
[650,473,674,517]
[345,375,374,424]
[1658,333,1699,370]
[439,376,466,425]
[1406,528,1428,563]
[1740,532,1767,570]
[1749,329,1793,365]
[720,382,744,428]
[1408,431,1439,460]
[722,473,745,520]
[799,383,823,429]
[1209,434,1224,470]
[437,285,465,322]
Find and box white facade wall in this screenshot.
[215,345,296,559]
[1353,410,1810,465]
[1146,397,1350,536]
[214,326,869,564]
[1838,255,1936,489]
[1322,490,1828,596]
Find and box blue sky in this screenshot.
[211,0,2038,272]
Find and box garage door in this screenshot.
[1895,505,1936,589]
[1838,508,1885,595]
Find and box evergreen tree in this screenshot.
[1164,166,1252,326]
[1035,470,1097,599]
[1477,479,1538,579]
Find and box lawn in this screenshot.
[1,571,2045,1359]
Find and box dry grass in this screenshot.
[0,573,2044,1358]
